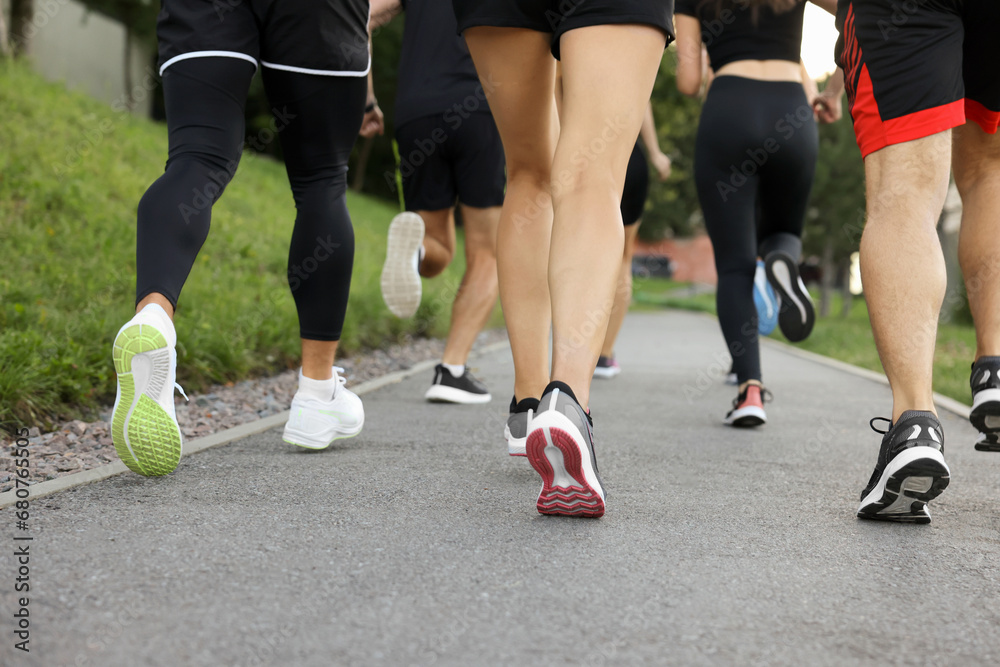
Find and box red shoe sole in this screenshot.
[526,426,605,518]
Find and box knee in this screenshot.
[953,157,999,200]
[466,247,498,276]
[288,166,349,204]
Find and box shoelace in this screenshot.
[174,382,189,401]
[869,416,892,434]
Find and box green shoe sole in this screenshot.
[112,324,181,476]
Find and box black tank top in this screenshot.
[674,0,805,72]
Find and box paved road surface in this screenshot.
[6,311,999,666]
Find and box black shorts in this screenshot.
[157,0,370,76]
[621,142,649,226]
[836,0,1000,159]
[396,113,507,211]
[452,0,675,59]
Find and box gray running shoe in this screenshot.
[504,396,538,457]
[525,382,605,518]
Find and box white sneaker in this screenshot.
[380,212,424,318]
[111,304,187,476]
[283,368,365,449]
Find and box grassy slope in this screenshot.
[0,62,486,428]
[633,277,976,406]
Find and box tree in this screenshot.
[9,0,33,56]
[0,5,9,57]
[642,50,704,241]
[801,89,867,316]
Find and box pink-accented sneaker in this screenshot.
[724,384,770,427]
[525,381,605,518]
[593,355,621,379]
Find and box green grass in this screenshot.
[633,277,976,406]
[0,61,493,430]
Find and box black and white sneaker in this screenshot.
[424,364,491,404]
[764,250,815,342]
[970,356,1000,452]
[504,396,538,457]
[525,381,605,518]
[724,362,738,386]
[857,411,950,524]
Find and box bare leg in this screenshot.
[861,132,951,421]
[441,204,501,365]
[301,339,339,380]
[136,293,175,319]
[600,221,641,358]
[954,123,1000,360]
[417,208,456,278]
[550,25,666,409]
[464,27,558,402]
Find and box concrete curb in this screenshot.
[0,340,510,509]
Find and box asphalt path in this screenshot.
[5,310,1000,666]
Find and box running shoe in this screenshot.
[525,381,605,517]
[753,259,779,336]
[111,304,186,476]
[593,355,621,379]
[764,251,815,342]
[425,364,491,404]
[724,383,770,427]
[504,396,539,457]
[725,363,738,386]
[283,368,364,449]
[970,356,1000,452]
[380,211,424,318]
[857,411,950,524]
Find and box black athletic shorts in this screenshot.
[836,0,1000,159]
[157,0,370,76]
[396,113,507,211]
[452,0,675,59]
[621,142,649,226]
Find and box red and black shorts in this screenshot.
[451,0,675,59]
[836,0,1000,159]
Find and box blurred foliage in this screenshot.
[801,84,867,267]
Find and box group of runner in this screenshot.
[109,0,999,524]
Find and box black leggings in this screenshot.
[694,76,818,384]
[136,57,366,341]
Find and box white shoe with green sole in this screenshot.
[111,305,185,476]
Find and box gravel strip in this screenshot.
[1,330,508,492]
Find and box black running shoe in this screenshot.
[424,364,491,404]
[970,356,1000,452]
[504,395,538,457]
[857,411,950,524]
[525,381,605,518]
[764,251,815,342]
[724,362,738,386]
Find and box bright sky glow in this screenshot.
[801,4,840,79]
